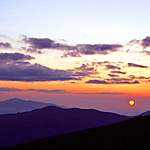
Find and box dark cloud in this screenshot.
[126,75,150,82]
[97,61,111,65]
[132,80,139,84]
[75,63,96,71]
[128,63,148,68]
[110,71,126,74]
[76,92,125,95]
[26,48,42,54]
[73,63,98,77]
[23,36,122,57]
[62,51,81,57]
[106,78,139,84]
[107,78,131,82]
[23,37,55,49]
[115,80,140,84]
[108,74,119,77]
[22,36,75,54]
[86,79,139,84]
[0,87,23,91]
[62,44,122,57]
[0,53,35,61]
[0,42,12,49]
[27,89,70,94]
[141,36,150,48]
[128,75,136,79]
[85,80,109,84]
[0,61,83,82]
[105,65,121,70]
[0,87,70,94]
[138,76,150,79]
[0,87,125,95]
[138,76,146,79]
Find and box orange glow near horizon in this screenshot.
[0,80,150,96]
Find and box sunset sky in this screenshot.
[0,0,150,115]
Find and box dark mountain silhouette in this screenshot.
[139,110,150,116]
[2,115,150,150]
[0,106,128,147]
[0,98,67,115]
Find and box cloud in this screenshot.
[128,75,136,79]
[85,80,109,84]
[22,36,122,57]
[106,78,140,84]
[23,37,55,49]
[0,87,125,95]
[127,39,140,46]
[125,37,150,55]
[138,76,150,79]
[0,61,83,82]
[0,60,99,82]
[90,61,123,68]
[27,89,71,94]
[105,65,121,70]
[25,48,42,54]
[85,79,139,84]
[108,74,119,77]
[62,44,122,57]
[141,36,150,48]
[77,92,125,95]
[22,36,75,54]
[107,76,140,84]
[0,87,70,94]
[0,42,12,49]
[0,53,35,61]
[116,80,139,84]
[128,63,148,68]
[110,71,126,74]
[126,37,150,55]
[0,87,23,91]
[74,63,98,76]
[126,75,150,82]
[140,50,150,55]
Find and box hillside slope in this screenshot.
[0,106,128,147]
[3,115,150,150]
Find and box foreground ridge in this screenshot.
[2,115,150,150]
[0,106,128,147]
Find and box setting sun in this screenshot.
[129,100,135,106]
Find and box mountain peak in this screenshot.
[5,98,24,102]
[0,98,67,115]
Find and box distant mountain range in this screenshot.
[139,110,150,116]
[0,98,149,148]
[0,98,149,116]
[0,105,128,147]
[0,98,67,115]
[3,115,150,150]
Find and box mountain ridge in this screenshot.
[2,115,150,150]
[0,105,128,147]
[139,110,150,116]
[0,98,67,115]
